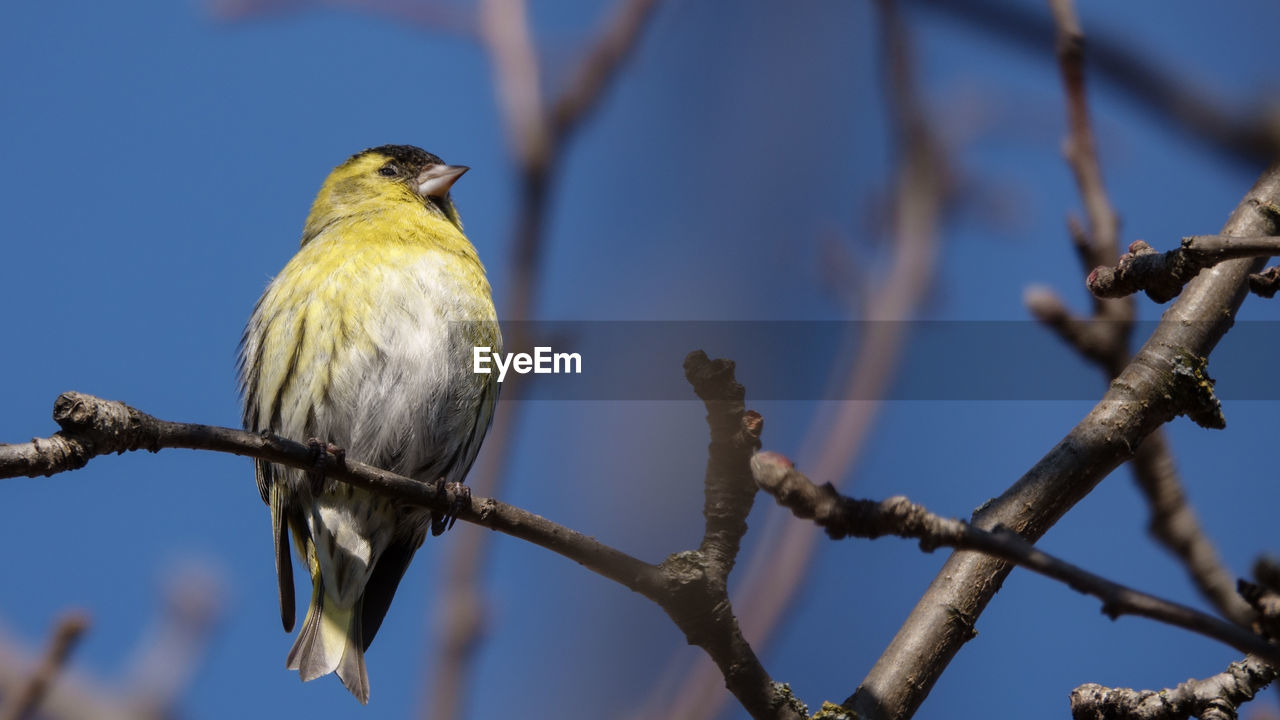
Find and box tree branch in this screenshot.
[851,163,1280,720]
[1050,0,1119,272]
[751,452,1280,668]
[0,612,89,720]
[637,3,949,716]
[1088,235,1280,302]
[660,353,802,720]
[432,2,663,714]
[3,357,798,720]
[685,351,762,574]
[1070,656,1275,720]
[1032,0,1255,630]
[907,0,1280,167]
[1029,0,1133,374]
[0,392,664,597]
[1131,432,1256,627]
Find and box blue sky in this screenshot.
[3,1,1280,719]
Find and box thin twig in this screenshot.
[0,392,663,596]
[1045,0,1131,356]
[751,452,1280,667]
[124,567,224,717]
[1131,432,1255,627]
[1070,655,1276,720]
[850,164,1280,720]
[1037,0,1255,630]
[637,2,947,716]
[3,367,798,720]
[685,352,762,575]
[652,353,802,720]
[1050,0,1120,270]
[908,0,1280,167]
[1089,235,1280,302]
[0,612,89,720]
[430,1,662,716]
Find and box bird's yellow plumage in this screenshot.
[239,145,500,704]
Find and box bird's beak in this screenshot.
[415,164,469,198]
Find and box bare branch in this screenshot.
[432,1,663,714]
[1071,656,1275,720]
[0,612,89,720]
[1024,285,1123,367]
[1034,0,1254,630]
[1089,235,1280,302]
[478,0,547,168]
[908,0,1280,166]
[1131,433,1256,627]
[639,2,949,716]
[0,392,663,597]
[124,567,224,717]
[1050,0,1120,271]
[851,163,1280,720]
[684,352,763,574]
[547,0,661,147]
[751,452,1280,668]
[1249,266,1280,297]
[1036,0,1134,374]
[652,353,802,720]
[4,364,797,720]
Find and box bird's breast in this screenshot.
[247,237,499,477]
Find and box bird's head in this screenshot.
[302,145,468,246]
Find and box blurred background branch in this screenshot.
[0,567,222,720]
[632,0,948,716]
[0,612,88,720]
[908,0,1280,168]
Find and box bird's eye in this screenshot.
[377,164,399,177]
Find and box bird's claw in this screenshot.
[306,438,346,493]
[430,479,470,535]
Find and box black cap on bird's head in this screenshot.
[359,144,469,201]
[301,144,470,246]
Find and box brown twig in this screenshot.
[1034,0,1254,631]
[652,353,803,720]
[1249,266,1280,297]
[1070,656,1276,720]
[0,571,222,720]
[0,612,89,720]
[1089,235,1280,302]
[751,452,1280,668]
[850,164,1280,720]
[0,392,661,594]
[1039,0,1133,366]
[684,352,762,573]
[424,1,665,712]
[429,1,662,716]
[3,364,799,720]
[908,0,1280,167]
[1131,432,1255,627]
[636,2,948,717]
[1050,0,1120,272]
[123,566,224,717]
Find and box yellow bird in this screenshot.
[238,145,500,703]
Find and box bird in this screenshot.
[238,145,501,703]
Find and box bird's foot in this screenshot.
[430,479,471,535]
[305,439,346,493]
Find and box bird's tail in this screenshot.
[286,576,369,704]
